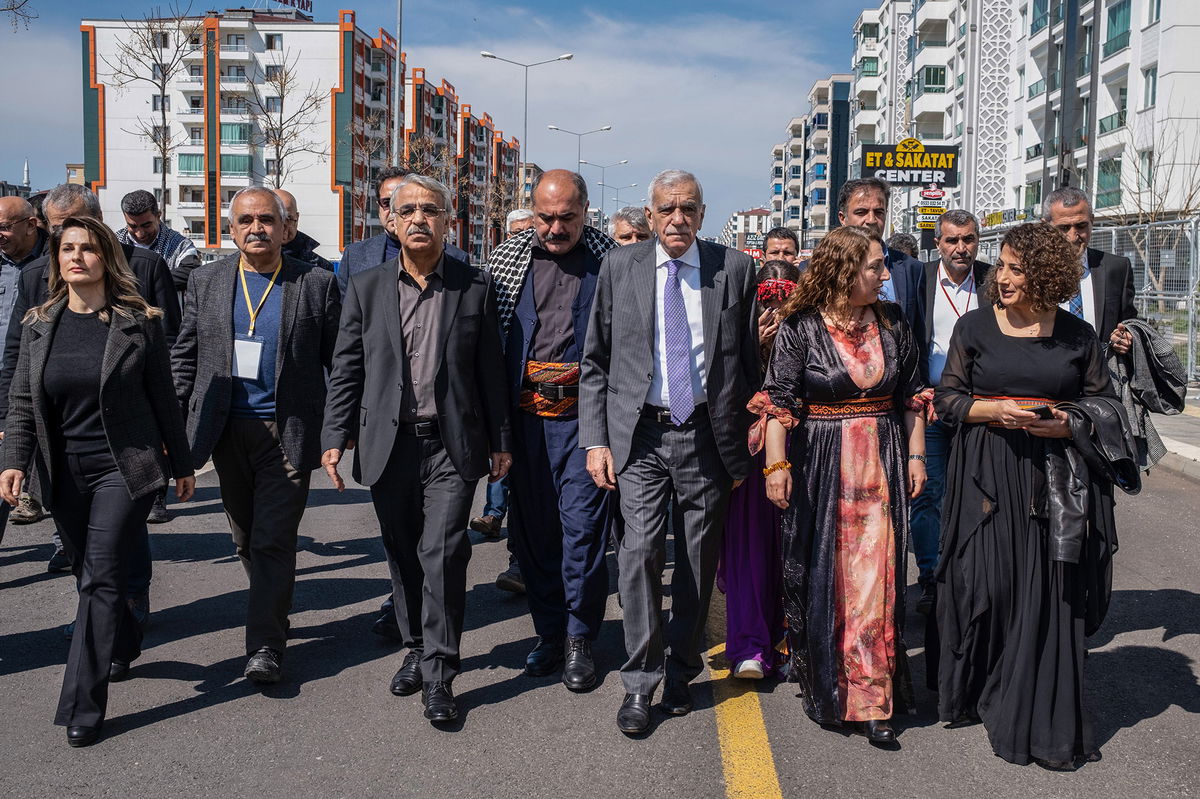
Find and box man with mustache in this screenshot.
[322,175,511,724]
[171,187,341,684]
[486,169,619,692]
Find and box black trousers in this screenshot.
[52,449,154,728]
[211,418,311,655]
[371,432,476,683]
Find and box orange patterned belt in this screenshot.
[973,394,1055,427]
[519,359,580,418]
[803,395,894,420]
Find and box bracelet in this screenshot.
[909,454,927,463]
[762,460,792,477]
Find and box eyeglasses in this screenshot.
[0,217,33,234]
[395,204,446,220]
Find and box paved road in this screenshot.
[1,465,1197,798]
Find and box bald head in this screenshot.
[531,170,588,255]
[272,188,299,244]
[0,196,40,261]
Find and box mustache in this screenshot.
[244,232,272,243]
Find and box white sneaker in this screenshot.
[733,659,765,679]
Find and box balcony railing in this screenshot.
[1028,78,1046,99]
[1026,143,1044,160]
[1099,109,1127,133]
[1103,31,1130,59]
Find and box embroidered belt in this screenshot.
[802,396,894,420]
[972,394,1055,427]
[519,360,580,418]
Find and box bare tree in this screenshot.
[102,4,204,222]
[245,51,327,188]
[2,0,37,30]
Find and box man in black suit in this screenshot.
[911,210,991,613]
[171,187,341,684]
[580,169,760,735]
[1043,186,1137,354]
[321,174,511,725]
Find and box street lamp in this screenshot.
[547,124,612,168]
[579,158,628,221]
[480,50,572,176]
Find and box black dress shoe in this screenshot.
[863,719,896,744]
[524,636,564,677]
[562,636,596,692]
[421,681,458,723]
[109,660,131,682]
[617,693,651,734]
[390,650,423,696]
[244,647,283,684]
[660,679,692,716]
[66,725,101,747]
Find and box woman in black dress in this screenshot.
[0,217,194,747]
[935,222,1117,769]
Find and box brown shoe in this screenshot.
[469,514,502,538]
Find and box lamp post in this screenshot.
[479,50,573,176]
[579,158,627,225]
[546,124,612,170]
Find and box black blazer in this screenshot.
[171,253,341,472]
[321,254,512,486]
[0,242,180,428]
[1,299,192,503]
[1087,247,1138,344]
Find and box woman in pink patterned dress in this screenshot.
[756,226,929,745]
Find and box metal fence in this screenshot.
[979,217,1200,381]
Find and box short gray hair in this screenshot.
[647,169,704,206]
[391,174,453,212]
[506,208,534,226]
[611,205,649,233]
[45,183,102,219]
[935,209,979,237]
[227,187,288,224]
[1042,186,1092,219]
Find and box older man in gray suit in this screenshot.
[580,169,760,735]
[171,187,341,684]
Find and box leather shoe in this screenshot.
[421,681,458,723]
[389,650,422,696]
[617,693,652,734]
[66,725,101,747]
[660,679,692,716]
[562,636,596,692]
[524,636,564,677]
[109,660,131,682]
[244,647,282,684]
[863,719,896,744]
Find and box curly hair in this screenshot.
[983,222,1082,311]
[778,226,889,327]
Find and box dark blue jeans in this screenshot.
[908,420,953,585]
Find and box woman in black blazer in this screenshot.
[0,217,195,748]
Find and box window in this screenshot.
[1097,156,1122,207]
[221,122,250,144]
[189,127,202,145]
[265,96,283,112]
[1138,150,1154,190]
[155,32,169,49]
[152,94,170,111]
[265,64,283,80]
[178,153,204,174]
[1103,0,1131,58]
[265,34,282,50]
[153,157,170,174]
[1143,66,1157,107]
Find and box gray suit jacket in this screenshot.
[171,253,341,472]
[2,299,192,504]
[579,238,761,480]
[322,254,512,486]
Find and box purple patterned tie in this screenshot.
[664,259,695,425]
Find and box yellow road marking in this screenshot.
[705,596,784,799]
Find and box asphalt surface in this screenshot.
[1,465,1197,798]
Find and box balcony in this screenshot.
[1103,31,1130,59]
[1099,109,1126,134]
[1026,143,1044,160]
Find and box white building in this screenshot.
[719,207,772,252]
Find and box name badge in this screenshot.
[232,334,264,380]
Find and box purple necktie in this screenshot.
[664,259,695,425]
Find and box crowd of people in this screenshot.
[0,163,1174,772]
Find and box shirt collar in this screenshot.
[654,238,700,270]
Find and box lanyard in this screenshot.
[238,258,282,337]
[938,264,975,319]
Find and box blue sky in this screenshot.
[2,0,864,229]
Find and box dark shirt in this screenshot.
[398,258,444,422]
[230,265,282,419]
[528,231,586,362]
[44,309,109,454]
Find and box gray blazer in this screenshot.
[171,253,341,472]
[2,299,192,503]
[579,238,761,480]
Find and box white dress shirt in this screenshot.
[929,263,979,385]
[1059,252,1096,331]
[646,239,706,408]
